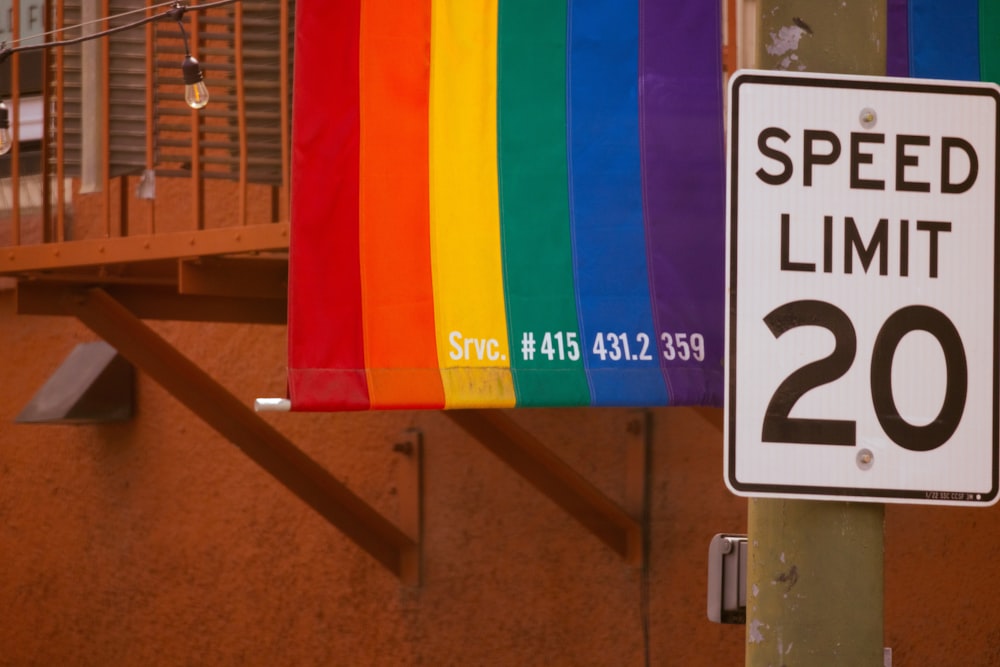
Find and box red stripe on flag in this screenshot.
[288,0,370,410]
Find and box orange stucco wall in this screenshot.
[0,287,998,665]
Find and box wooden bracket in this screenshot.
[21,281,653,576]
[445,409,649,564]
[692,406,723,433]
[48,286,420,584]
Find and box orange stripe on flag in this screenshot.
[359,0,445,408]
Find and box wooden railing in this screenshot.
[0,0,291,281]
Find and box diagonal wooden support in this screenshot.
[692,406,723,433]
[445,409,647,564]
[56,287,419,583]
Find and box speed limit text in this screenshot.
[755,126,976,279]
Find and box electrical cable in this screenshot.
[0,0,242,63]
[0,0,242,150]
[3,0,179,48]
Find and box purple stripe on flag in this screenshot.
[639,0,726,406]
[887,0,909,77]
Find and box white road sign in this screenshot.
[725,70,999,505]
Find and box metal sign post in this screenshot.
[736,2,889,665]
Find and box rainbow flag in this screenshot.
[288,0,725,411]
[888,0,1000,81]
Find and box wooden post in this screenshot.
[746,2,887,666]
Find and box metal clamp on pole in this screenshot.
[707,533,747,624]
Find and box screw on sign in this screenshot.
[724,70,1000,506]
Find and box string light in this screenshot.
[182,54,210,109]
[0,0,242,154]
[166,4,210,110]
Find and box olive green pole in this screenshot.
[747,500,885,665]
[746,3,887,666]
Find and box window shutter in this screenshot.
[51,0,293,185]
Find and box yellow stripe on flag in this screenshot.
[429,1,515,407]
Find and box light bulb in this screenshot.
[185,80,209,110]
[181,55,209,110]
[0,102,11,156]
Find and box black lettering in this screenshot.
[761,300,857,446]
[871,305,966,452]
[941,137,978,194]
[803,130,841,186]
[899,219,909,277]
[756,127,793,185]
[895,135,931,192]
[844,217,889,275]
[850,133,886,190]
[780,213,815,272]
[823,215,833,273]
[917,220,951,278]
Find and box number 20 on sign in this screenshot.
[724,70,1000,505]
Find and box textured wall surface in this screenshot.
[0,290,746,666]
[0,288,997,665]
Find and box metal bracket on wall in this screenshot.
[16,340,135,424]
[444,409,649,565]
[625,410,652,567]
[38,286,422,585]
[392,428,424,585]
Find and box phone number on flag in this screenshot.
[517,331,705,363]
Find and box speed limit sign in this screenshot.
[725,70,1000,505]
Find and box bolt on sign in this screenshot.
[287,0,726,411]
[725,70,1000,506]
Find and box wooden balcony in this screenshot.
[0,0,291,324]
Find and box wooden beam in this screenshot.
[17,281,286,325]
[0,222,289,275]
[179,256,287,299]
[55,287,418,582]
[444,409,642,561]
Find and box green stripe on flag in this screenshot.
[497,0,590,405]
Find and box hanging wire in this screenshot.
[0,0,242,63]
[6,0,178,47]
